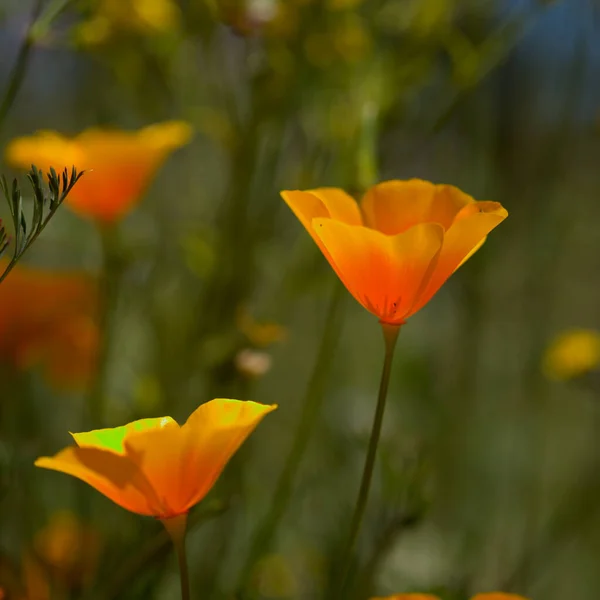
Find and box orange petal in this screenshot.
[71,417,176,454]
[281,188,362,252]
[409,201,508,316]
[313,219,444,324]
[35,447,160,516]
[361,179,475,234]
[122,400,276,517]
[5,131,82,173]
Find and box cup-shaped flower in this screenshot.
[282,180,507,325]
[35,399,277,518]
[6,121,192,223]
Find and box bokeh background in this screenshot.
[1,0,600,599]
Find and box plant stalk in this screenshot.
[338,322,400,596]
[162,513,190,600]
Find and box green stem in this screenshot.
[88,225,123,427]
[236,282,346,592]
[162,514,190,600]
[338,322,400,596]
[0,0,44,133]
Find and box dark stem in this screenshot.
[236,282,346,592]
[0,0,44,133]
[162,514,190,600]
[338,322,400,596]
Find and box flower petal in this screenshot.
[281,188,362,252]
[71,417,177,454]
[5,131,82,173]
[120,400,276,517]
[312,219,444,323]
[35,447,160,515]
[410,201,508,316]
[361,179,475,234]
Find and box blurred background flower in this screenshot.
[543,328,600,382]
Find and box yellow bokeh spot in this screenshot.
[543,328,600,381]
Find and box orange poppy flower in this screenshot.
[282,180,507,325]
[35,399,277,518]
[5,121,192,223]
[0,261,98,389]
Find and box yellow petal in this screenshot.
[123,399,277,516]
[35,447,161,515]
[5,131,82,173]
[71,417,177,454]
[281,188,362,252]
[409,201,507,317]
[312,219,444,323]
[361,179,474,234]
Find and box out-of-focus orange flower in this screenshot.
[33,511,101,589]
[35,399,276,518]
[6,121,192,223]
[543,328,600,381]
[0,261,98,390]
[282,180,507,325]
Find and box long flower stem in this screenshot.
[0,0,44,133]
[339,322,400,596]
[88,225,123,427]
[162,514,190,600]
[236,283,346,592]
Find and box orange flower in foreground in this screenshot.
[0,261,98,389]
[35,399,276,518]
[282,180,507,324]
[6,121,192,223]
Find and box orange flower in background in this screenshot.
[33,511,101,589]
[35,399,277,518]
[282,180,507,325]
[471,595,529,600]
[0,261,98,390]
[6,121,192,223]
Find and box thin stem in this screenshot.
[236,282,346,592]
[88,225,124,427]
[338,322,400,596]
[161,514,190,600]
[0,0,44,133]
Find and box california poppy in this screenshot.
[6,121,192,223]
[0,261,98,390]
[282,179,507,325]
[35,399,276,519]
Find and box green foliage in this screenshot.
[0,165,83,284]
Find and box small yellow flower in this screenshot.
[237,307,287,347]
[76,0,180,44]
[543,328,600,381]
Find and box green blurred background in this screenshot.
[1,0,600,599]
